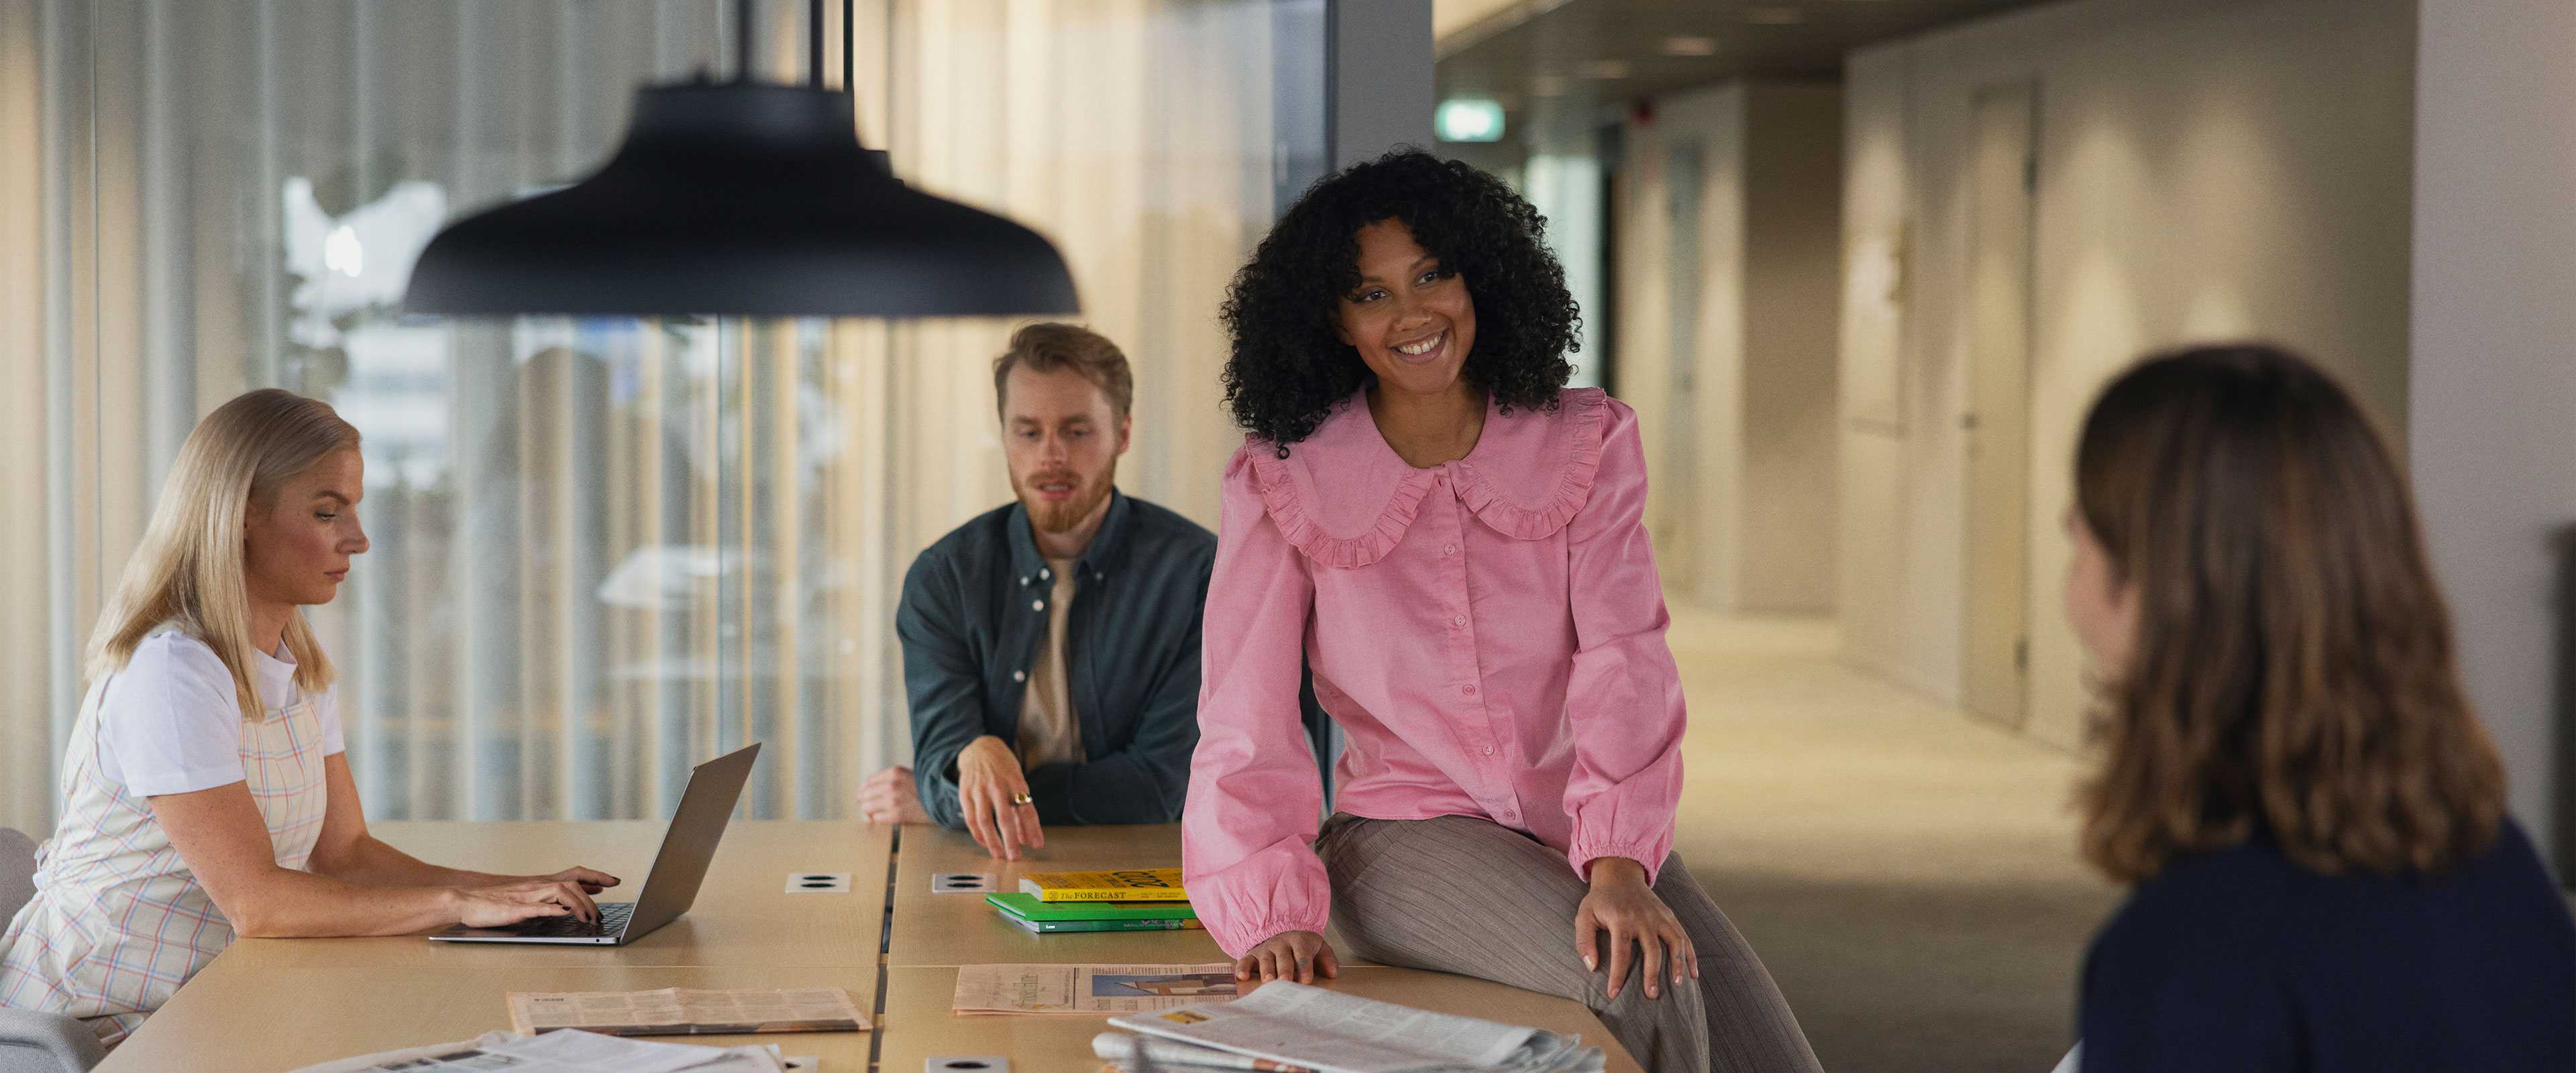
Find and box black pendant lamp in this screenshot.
[402,1,1078,319]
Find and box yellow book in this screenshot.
[1018,868,1189,902]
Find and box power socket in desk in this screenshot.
[784,872,853,894]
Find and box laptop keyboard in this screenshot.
[509,901,633,938]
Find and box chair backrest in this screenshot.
[0,828,38,923]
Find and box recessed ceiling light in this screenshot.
[1662,36,1718,56]
[1435,99,1507,143]
[1746,7,1805,25]
[1580,60,1631,80]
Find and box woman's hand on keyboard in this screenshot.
[447,877,602,927]
[529,866,620,895]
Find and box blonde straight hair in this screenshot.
[86,389,362,720]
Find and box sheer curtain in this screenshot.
[0,0,1323,832]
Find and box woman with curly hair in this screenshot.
[1181,149,1821,1073]
[2060,345,2571,1072]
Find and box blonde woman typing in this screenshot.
[0,390,616,1048]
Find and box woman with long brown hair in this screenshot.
[2059,345,2572,1071]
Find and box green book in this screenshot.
[985,892,1198,923]
[995,911,1206,934]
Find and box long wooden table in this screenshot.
[98,821,894,1071]
[97,819,1640,1073]
[233,821,894,969]
[106,963,881,1071]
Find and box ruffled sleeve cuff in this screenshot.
[1567,839,1671,887]
[1184,835,1336,958]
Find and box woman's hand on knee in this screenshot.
[1235,930,1340,986]
[1574,858,1699,1001]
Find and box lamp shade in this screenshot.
[402,80,1080,318]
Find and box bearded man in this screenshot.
[855,323,1228,858]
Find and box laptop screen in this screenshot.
[618,742,761,937]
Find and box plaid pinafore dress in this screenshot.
[0,630,330,1048]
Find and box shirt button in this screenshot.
[1461,684,1477,697]
[1032,600,1045,612]
[1482,746,1494,756]
[1443,544,1457,556]
[1012,670,1026,683]
[1040,568,1051,579]
[1451,614,1466,628]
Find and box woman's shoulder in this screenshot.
[117,628,233,691]
[2108,822,2567,955]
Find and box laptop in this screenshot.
[428,742,761,946]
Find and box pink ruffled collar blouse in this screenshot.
[1183,387,1688,957]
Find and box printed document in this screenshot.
[951,962,1240,1015]
[506,986,869,1036]
[289,1028,788,1073]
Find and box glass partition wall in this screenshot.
[0,0,1328,830]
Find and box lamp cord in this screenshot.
[808,0,825,88]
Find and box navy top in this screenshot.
[2080,819,2575,1072]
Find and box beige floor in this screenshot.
[1661,608,2119,1073]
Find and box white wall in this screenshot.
[2410,0,2575,873]
[1838,0,2418,747]
[1620,81,1843,614]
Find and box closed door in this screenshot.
[1962,84,2037,729]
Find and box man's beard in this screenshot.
[1015,459,1116,535]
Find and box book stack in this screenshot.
[991,868,1202,934]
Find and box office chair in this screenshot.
[0,828,103,1073]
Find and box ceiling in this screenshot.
[1434,0,2053,144]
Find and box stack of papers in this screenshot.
[290,1029,788,1073]
[1102,982,1605,1073]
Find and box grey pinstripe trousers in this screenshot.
[1316,813,1823,1073]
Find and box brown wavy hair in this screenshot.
[993,322,1133,421]
[2074,345,2506,882]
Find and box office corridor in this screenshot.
[1662,609,2119,1073]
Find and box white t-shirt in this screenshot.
[92,630,346,797]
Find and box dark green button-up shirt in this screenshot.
[898,491,1220,828]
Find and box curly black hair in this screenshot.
[1220,148,1581,453]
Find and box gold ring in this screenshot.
[1010,792,1034,806]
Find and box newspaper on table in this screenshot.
[288,1028,788,1073]
[506,986,869,1036]
[1091,1031,1320,1072]
[951,962,1242,1015]
[1103,981,1607,1073]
